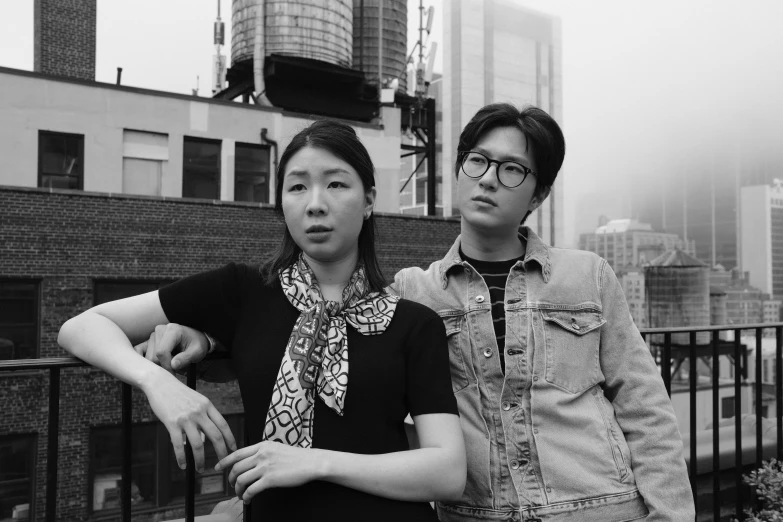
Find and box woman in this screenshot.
[58,120,466,521]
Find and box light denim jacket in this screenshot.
[390,228,694,522]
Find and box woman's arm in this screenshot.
[218,412,466,503]
[57,291,237,471]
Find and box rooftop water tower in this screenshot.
[221,0,378,121]
[352,0,408,91]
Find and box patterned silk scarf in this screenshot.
[264,255,399,447]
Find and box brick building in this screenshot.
[1,1,464,517]
[0,186,460,520]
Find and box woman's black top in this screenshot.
[159,263,458,522]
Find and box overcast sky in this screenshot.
[2,1,782,245]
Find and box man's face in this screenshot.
[457,126,543,234]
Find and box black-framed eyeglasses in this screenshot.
[459,151,536,188]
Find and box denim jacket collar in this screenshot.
[439,226,552,289]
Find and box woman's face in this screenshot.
[281,145,375,264]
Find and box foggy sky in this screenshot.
[1,1,782,246]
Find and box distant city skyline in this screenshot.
[1,1,783,247]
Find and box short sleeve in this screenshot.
[158,262,250,350]
[405,309,459,417]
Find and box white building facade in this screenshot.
[0,67,403,212]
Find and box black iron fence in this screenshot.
[0,354,249,522]
[2,322,783,521]
[639,322,783,521]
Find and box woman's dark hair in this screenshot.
[455,103,565,201]
[261,119,386,292]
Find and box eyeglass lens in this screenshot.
[461,152,529,188]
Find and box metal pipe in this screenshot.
[359,0,364,71]
[756,328,763,467]
[662,333,672,397]
[116,67,123,85]
[186,366,198,522]
[377,0,383,88]
[777,327,782,460]
[45,367,60,522]
[689,331,697,509]
[425,97,436,216]
[711,331,720,520]
[260,128,278,204]
[734,331,743,520]
[253,0,270,105]
[121,383,133,521]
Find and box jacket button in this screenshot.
[546,487,552,493]
[502,401,511,411]
[483,349,492,358]
[533,376,539,381]
[571,323,581,330]
[510,460,520,470]
[475,295,485,303]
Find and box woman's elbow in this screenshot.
[58,314,88,355]
[436,452,466,501]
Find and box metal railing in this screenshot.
[639,322,783,521]
[3,322,783,521]
[0,355,249,522]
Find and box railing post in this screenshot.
[121,383,133,521]
[734,329,743,520]
[45,367,60,522]
[712,331,720,521]
[689,331,697,512]
[186,365,197,522]
[776,327,782,460]
[756,329,763,468]
[662,333,672,397]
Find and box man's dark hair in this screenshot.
[455,103,565,200]
[261,119,386,292]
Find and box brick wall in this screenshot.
[0,186,460,520]
[34,0,96,80]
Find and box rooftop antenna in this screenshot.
[212,0,227,95]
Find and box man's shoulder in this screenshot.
[549,246,605,266]
[392,260,458,312]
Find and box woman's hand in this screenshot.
[216,441,322,503]
[140,368,237,472]
[134,323,211,372]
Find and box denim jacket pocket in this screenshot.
[441,313,470,393]
[593,388,630,481]
[542,310,606,394]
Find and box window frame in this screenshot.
[37,130,85,191]
[233,142,271,204]
[721,396,736,419]
[0,432,38,521]
[182,136,222,200]
[0,279,41,360]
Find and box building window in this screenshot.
[94,281,172,306]
[234,143,271,203]
[722,396,735,418]
[0,281,39,360]
[183,137,221,200]
[89,416,243,513]
[38,131,84,190]
[0,434,36,521]
[123,130,168,196]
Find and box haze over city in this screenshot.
[3,1,782,245]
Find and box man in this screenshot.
[143,103,694,521]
